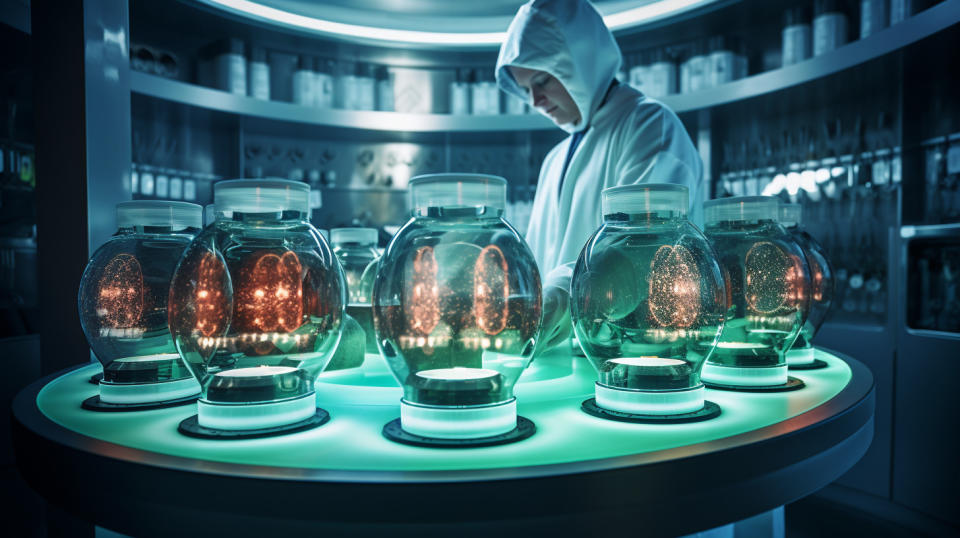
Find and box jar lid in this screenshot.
[602,183,688,217]
[410,173,506,213]
[331,227,378,246]
[704,196,779,224]
[214,179,310,214]
[116,201,202,230]
[779,202,803,227]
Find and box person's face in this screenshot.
[508,66,581,126]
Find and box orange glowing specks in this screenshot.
[96,253,143,328]
[649,244,701,328]
[474,245,509,336]
[195,250,228,337]
[237,251,304,333]
[406,245,441,336]
[744,241,792,315]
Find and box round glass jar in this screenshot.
[331,227,380,351]
[168,179,345,430]
[780,203,834,365]
[78,201,203,405]
[701,196,811,387]
[571,184,726,415]
[372,173,542,439]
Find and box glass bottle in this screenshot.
[168,179,346,431]
[331,227,380,350]
[782,7,812,66]
[78,201,203,405]
[701,196,811,387]
[372,174,542,439]
[571,184,726,415]
[780,203,834,365]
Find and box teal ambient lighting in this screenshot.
[77,201,203,407]
[36,348,851,471]
[780,203,834,367]
[701,196,811,388]
[168,180,345,432]
[571,184,726,417]
[372,174,542,440]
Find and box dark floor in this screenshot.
[785,495,930,538]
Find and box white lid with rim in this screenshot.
[704,196,780,224]
[779,203,803,227]
[602,183,688,217]
[409,173,506,213]
[331,227,378,246]
[116,201,202,230]
[214,179,309,214]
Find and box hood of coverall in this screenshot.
[495,0,622,133]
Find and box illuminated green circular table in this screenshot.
[12,347,873,537]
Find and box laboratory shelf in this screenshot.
[662,0,960,113]
[12,347,874,537]
[130,70,555,133]
[129,1,960,133]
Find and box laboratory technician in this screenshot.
[496,0,705,351]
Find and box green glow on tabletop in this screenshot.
[37,348,851,472]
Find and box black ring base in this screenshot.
[178,408,330,440]
[81,394,198,412]
[704,376,806,392]
[789,359,829,370]
[581,399,721,424]
[88,373,103,385]
[382,416,536,448]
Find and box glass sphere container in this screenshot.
[780,203,834,365]
[570,184,726,415]
[332,227,380,351]
[372,173,542,439]
[168,179,346,431]
[77,201,203,405]
[701,196,811,387]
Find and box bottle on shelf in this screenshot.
[680,40,709,93]
[707,35,744,88]
[355,63,376,111]
[782,6,813,66]
[375,65,394,112]
[314,58,336,109]
[139,165,155,197]
[860,0,889,39]
[130,163,139,194]
[199,38,247,95]
[337,60,358,110]
[813,0,849,56]
[471,69,500,115]
[504,88,527,115]
[889,0,915,25]
[449,68,472,115]
[293,55,315,106]
[248,46,270,101]
[646,47,677,98]
[169,171,184,200]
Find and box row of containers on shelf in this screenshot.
[625,0,925,98]
[133,38,526,115]
[77,175,833,445]
[131,0,929,111]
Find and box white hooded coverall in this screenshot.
[496,0,705,296]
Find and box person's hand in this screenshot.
[535,285,572,356]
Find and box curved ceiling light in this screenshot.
[197,0,719,47]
